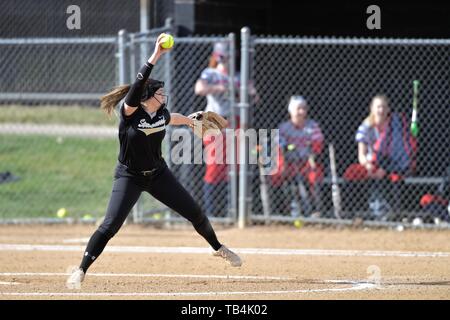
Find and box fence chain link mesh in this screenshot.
[0,37,120,223]
[0,38,117,105]
[1,24,448,229]
[249,37,450,228]
[124,31,237,223]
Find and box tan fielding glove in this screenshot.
[188,111,228,138]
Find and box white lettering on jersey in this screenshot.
[137,117,166,136]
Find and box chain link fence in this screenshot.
[248,36,450,228]
[122,27,237,223]
[1,21,449,229]
[0,37,117,105]
[0,36,120,223]
[0,1,151,223]
[0,18,239,224]
[163,34,238,224]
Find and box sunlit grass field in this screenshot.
[0,105,116,126]
[0,134,118,218]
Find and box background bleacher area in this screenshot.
[0,15,448,228]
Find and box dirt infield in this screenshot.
[0,224,449,300]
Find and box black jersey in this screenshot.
[117,103,171,171]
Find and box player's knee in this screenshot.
[190,206,206,227]
[97,222,119,240]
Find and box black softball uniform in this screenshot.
[117,103,170,172]
[79,62,221,273]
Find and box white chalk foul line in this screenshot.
[0,244,448,257]
[0,281,20,286]
[62,238,90,244]
[0,272,291,281]
[0,283,377,297]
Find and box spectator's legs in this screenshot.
[294,174,313,216]
[203,181,228,217]
[368,178,394,220]
[386,179,403,219]
[270,180,291,216]
[203,182,215,216]
[299,162,325,216]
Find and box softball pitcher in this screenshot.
[67,34,242,289]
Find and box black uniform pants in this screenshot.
[98,163,221,249]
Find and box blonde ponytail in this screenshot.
[100,85,131,116]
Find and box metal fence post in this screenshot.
[119,29,140,223]
[238,27,251,229]
[140,0,150,65]
[117,29,128,85]
[164,17,173,115]
[129,33,136,85]
[163,17,173,224]
[164,17,173,169]
[228,32,238,224]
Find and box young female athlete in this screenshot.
[344,95,417,219]
[67,34,242,288]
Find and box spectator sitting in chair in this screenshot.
[344,94,417,220]
[270,96,324,217]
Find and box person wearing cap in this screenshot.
[194,42,238,217]
[66,35,242,289]
[270,96,324,217]
[195,42,235,118]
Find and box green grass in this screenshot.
[0,106,171,219]
[0,135,119,218]
[0,105,117,126]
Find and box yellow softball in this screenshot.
[161,34,174,49]
[56,208,67,218]
[294,219,303,228]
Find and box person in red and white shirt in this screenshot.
[271,96,324,216]
[195,42,258,217]
[194,42,235,217]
